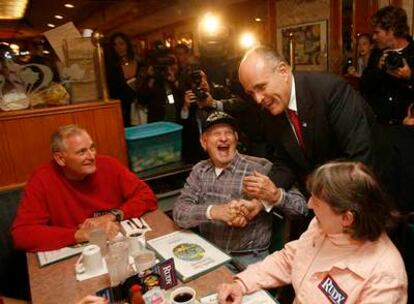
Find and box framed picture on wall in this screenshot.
[277,20,328,71]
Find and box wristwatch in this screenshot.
[110,208,123,222]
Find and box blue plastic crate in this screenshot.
[125,122,183,172]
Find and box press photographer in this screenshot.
[137,41,182,123]
[180,68,249,163]
[360,5,414,125]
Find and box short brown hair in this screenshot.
[51,124,88,153]
[307,161,391,241]
[371,5,410,38]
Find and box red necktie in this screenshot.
[287,109,305,151]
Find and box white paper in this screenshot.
[43,22,81,63]
[147,230,231,282]
[199,289,278,304]
[37,245,85,267]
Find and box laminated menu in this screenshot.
[37,244,86,267]
[199,289,279,304]
[147,230,232,282]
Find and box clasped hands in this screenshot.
[210,198,262,227]
[210,171,281,227]
[74,214,120,243]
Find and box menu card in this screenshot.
[147,230,231,282]
[199,289,279,304]
[37,244,86,267]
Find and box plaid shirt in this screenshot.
[173,152,306,252]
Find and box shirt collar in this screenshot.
[287,75,297,112]
[202,151,241,175]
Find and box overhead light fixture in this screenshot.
[255,18,262,22]
[47,23,56,28]
[64,3,75,8]
[54,15,63,19]
[240,32,257,49]
[0,0,29,19]
[200,13,221,36]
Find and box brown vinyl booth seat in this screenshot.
[0,188,30,301]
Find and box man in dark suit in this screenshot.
[238,45,376,196]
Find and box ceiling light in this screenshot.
[54,15,63,19]
[64,3,75,8]
[47,23,56,28]
[200,13,220,36]
[0,0,29,19]
[240,32,257,49]
[255,18,262,22]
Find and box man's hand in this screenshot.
[183,90,197,112]
[217,282,244,304]
[197,91,215,109]
[243,171,281,203]
[76,295,108,304]
[387,58,412,80]
[233,199,263,221]
[210,201,248,227]
[74,221,120,243]
[79,214,115,230]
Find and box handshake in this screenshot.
[210,199,263,228]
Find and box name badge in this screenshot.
[318,275,348,304]
[167,93,175,104]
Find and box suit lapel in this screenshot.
[280,114,308,170]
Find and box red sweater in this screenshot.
[11,155,157,252]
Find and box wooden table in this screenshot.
[27,209,234,304]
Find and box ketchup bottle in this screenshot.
[129,284,145,304]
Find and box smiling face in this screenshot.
[200,124,238,168]
[239,52,291,116]
[53,131,97,180]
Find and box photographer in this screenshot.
[137,42,181,123]
[360,6,414,125]
[180,68,248,163]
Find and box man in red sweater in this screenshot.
[11,125,158,252]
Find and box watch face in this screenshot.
[111,209,122,221]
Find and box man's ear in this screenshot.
[341,210,354,228]
[234,131,239,142]
[53,152,66,167]
[277,61,290,80]
[199,134,207,151]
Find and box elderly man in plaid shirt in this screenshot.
[173,111,307,268]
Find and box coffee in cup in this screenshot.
[170,286,196,304]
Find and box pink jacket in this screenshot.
[237,218,407,304]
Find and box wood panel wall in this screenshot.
[0,100,127,191]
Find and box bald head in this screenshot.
[238,46,292,116]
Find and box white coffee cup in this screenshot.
[75,244,103,275]
[170,286,196,304]
[127,232,146,256]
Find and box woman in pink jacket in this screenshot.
[218,161,407,304]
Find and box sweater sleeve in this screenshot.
[115,162,158,219]
[11,176,78,252]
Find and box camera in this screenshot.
[384,51,404,71]
[189,68,208,102]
